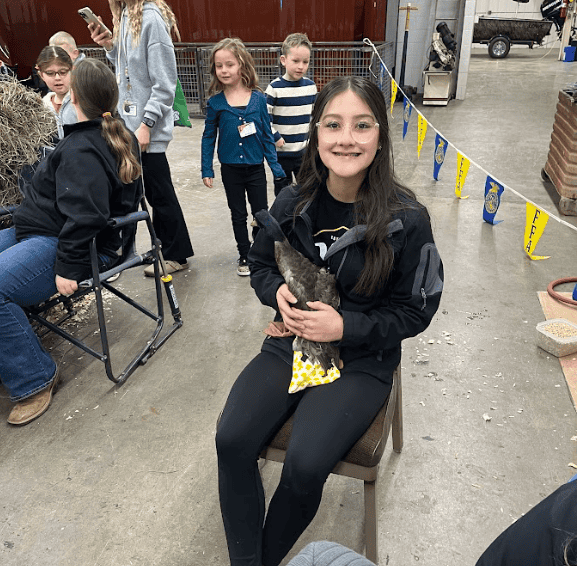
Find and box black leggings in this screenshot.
[216,351,391,566]
[220,163,268,259]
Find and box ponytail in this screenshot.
[71,59,141,184]
[101,112,141,184]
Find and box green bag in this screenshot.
[173,79,192,128]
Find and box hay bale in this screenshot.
[0,77,57,207]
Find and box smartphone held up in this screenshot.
[78,7,112,38]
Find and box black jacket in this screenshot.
[248,185,444,382]
[14,119,140,282]
[475,479,577,566]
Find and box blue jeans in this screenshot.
[0,227,59,401]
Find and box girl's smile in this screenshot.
[317,90,379,195]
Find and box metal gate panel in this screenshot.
[80,41,394,118]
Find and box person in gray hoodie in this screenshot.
[89,0,193,276]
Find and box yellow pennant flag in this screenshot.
[417,114,428,159]
[455,153,470,199]
[524,203,550,260]
[391,80,398,116]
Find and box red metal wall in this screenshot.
[1,0,386,78]
[1,0,113,74]
[173,0,356,43]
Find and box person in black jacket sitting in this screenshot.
[215,76,444,566]
[0,58,141,426]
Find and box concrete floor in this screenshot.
[1,47,577,566]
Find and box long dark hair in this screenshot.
[297,76,418,296]
[71,58,141,184]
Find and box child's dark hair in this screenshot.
[208,38,260,97]
[71,59,141,184]
[36,46,73,72]
[297,76,418,296]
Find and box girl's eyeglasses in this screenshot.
[316,119,379,144]
[42,69,71,78]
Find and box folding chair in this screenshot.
[0,187,183,386]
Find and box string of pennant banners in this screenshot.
[363,38,577,261]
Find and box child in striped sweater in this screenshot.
[266,33,317,196]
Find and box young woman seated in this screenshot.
[0,58,141,426]
[215,76,444,566]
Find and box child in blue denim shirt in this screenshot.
[201,38,285,276]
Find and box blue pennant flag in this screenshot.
[433,134,448,181]
[402,97,412,140]
[483,176,504,224]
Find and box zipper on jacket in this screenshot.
[335,248,349,279]
[412,243,442,311]
[418,253,431,311]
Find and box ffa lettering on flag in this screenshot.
[524,203,550,260]
[402,97,412,140]
[433,134,447,180]
[455,153,470,199]
[390,76,398,116]
[417,114,427,158]
[483,176,504,224]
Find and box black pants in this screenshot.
[274,154,303,196]
[220,163,268,259]
[215,351,392,566]
[141,152,194,262]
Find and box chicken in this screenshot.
[254,209,341,373]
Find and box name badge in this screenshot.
[238,122,256,138]
[123,102,137,117]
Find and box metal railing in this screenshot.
[80,41,394,117]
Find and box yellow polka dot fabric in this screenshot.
[288,350,341,394]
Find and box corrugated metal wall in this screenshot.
[173,0,356,42]
[1,0,387,78]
